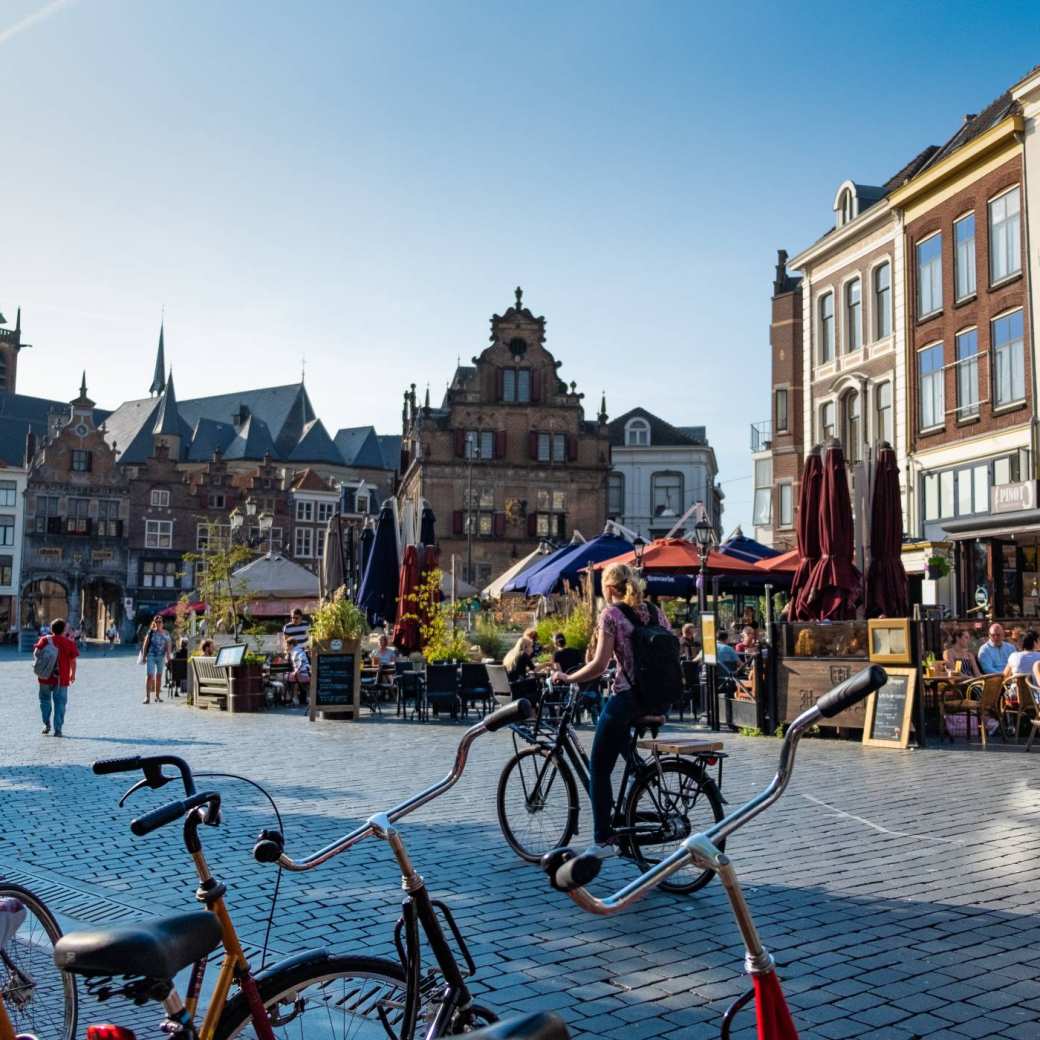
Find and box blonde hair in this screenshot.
[602,563,645,608]
[503,633,534,673]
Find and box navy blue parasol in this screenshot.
[524,534,634,597]
[357,503,400,626]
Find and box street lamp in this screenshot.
[259,511,275,555]
[466,435,480,585]
[632,535,646,568]
[693,518,713,613]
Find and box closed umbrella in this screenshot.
[805,439,862,620]
[392,545,422,653]
[357,503,400,626]
[345,525,357,596]
[789,447,823,621]
[320,514,347,599]
[359,524,375,584]
[420,506,436,547]
[866,442,908,618]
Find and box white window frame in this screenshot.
[991,307,1026,409]
[918,341,945,432]
[295,500,314,523]
[752,458,772,527]
[954,326,980,420]
[778,482,794,529]
[953,211,976,302]
[988,185,1021,286]
[0,482,16,509]
[843,276,862,353]
[294,526,314,558]
[355,493,370,514]
[316,501,335,524]
[820,400,836,442]
[818,290,835,362]
[775,387,789,433]
[150,488,170,508]
[916,232,943,319]
[145,519,173,549]
[872,259,892,340]
[625,418,651,447]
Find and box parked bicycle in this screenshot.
[55,698,531,1040]
[497,681,726,894]
[541,664,888,1040]
[0,884,77,1040]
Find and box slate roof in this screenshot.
[223,415,277,461]
[0,390,109,430]
[608,407,709,448]
[288,418,342,465]
[0,415,32,467]
[334,426,389,469]
[922,90,1017,170]
[377,434,401,472]
[186,418,237,461]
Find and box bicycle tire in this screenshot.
[496,747,579,863]
[214,954,410,1040]
[0,882,77,1040]
[623,759,725,894]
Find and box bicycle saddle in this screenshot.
[54,911,223,980]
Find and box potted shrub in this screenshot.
[308,590,368,720]
[926,555,950,581]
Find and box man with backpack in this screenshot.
[33,617,79,737]
[550,561,680,862]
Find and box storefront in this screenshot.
[942,478,1040,619]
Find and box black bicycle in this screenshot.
[496,683,726,894]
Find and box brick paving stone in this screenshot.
[4,651,1040,1039]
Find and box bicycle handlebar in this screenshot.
[262,698,533,871]
[131,792,221,836]
[93,755,197,797]
[544,664,888,913]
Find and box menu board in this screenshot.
[315,653,355,705]
[862,668,917,749]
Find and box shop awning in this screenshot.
[942,509,1040,541]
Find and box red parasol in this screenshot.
[593,538,760,576]
[789,448,822,620]
[804,439,862,621]
[866,442,908,618]
[753,971,800,1039]
[391,545,421,653]
[158,601,206,618]
[755,548,799,574]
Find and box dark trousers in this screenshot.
[588,689,639,844]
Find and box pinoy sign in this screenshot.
[991,480,1037,514]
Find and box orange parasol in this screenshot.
[592,538,761,575]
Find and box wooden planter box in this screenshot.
[308,639,362,722]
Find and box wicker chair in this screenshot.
[1001,675,1039,742]
[943,674,1005,746]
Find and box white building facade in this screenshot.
[0,465,27,636]
[606,408,722,540]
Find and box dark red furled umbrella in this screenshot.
[805,439,862,621]
[866,442,908,618]
[391,545,421,653]
[789,447,822,621]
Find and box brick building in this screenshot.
[397,289,610,587]
[890,93,1032,614]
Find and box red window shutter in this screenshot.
[454,429,466,458]
[567,434,578,461]
[531,369,541,403]
[496,368,505,401]
[527,512,538,537]
[495,430,506,458]
[528,432,539,460]
[493,512,506,538]
[452,510,464,536]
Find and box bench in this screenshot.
[190,657,265,714]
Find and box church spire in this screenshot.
[598,391,608,424]
[152,369,182,437]
[150,322,166,396]
[80,371,87,397]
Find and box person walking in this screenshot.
[34,618,78,737]
[141,615,172,703]
[105,622,118,651]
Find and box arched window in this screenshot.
[842,391,861,462]
[608,473,624,517]
[841,190,855,225]
[625,418,650,446]
[651,472,683,518]
[820,401,836,442]
[819,292,834,362]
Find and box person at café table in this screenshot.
[370,634,397,673]
[978,623,1015,674]
[942,630,981,678]
[1003,630,1040,679]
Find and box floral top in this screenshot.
[145,630,172,658]
[600,602,670,692]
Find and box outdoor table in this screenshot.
[920,673,976,741]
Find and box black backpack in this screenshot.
[616,604,683,712]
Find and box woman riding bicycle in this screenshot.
[550,562,670,862]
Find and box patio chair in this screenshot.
[396,671,425,720]
[678,659,701,721]
[459,663,493,719]
[1001,675,1037,741]
[1023,677,1040,751]
[425,663,461,719]
[943,674,1005,746]
[486,664,512,704]
[360,666,383,715]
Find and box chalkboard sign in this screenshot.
[315,653,355,705]
[862,667,917,749]
[308,644,362,721]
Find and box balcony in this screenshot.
[750,420,773,454]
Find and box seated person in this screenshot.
[551,632,583,675]
[943,630,982,677]
[679,623,699,661]
[735,626,760,655]
[370,634,397,671]
[199,639,215,656]
[715,629,741,676]
[979,623,1014,674]
[288,644,311,705]
[503,629,538,682]
[1005,630,1040,679]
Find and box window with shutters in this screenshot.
[536,432,568,462]
[532,489,567,540]
[464,430,495,459]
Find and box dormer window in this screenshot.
[834,181,859,228]
[840,190,854,225]
[625,418,650,446]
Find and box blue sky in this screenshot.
[1,0,1038,530]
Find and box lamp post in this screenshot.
[259,512,275,555]
[693,519,712,616]
[693,517,717,730]
[466,436,480,586]
[633,535,646,569]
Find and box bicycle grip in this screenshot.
[484,698,532,732]
[815,664,888,719]
[541,846,602,892]
[130,799,188,836]
[93,757,144,775]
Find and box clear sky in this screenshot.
[2,0,1038,530]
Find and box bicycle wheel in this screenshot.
[496,747,579,863]
[623,759,725,894]
[214,955,409,1040]
[0,883,77,1040]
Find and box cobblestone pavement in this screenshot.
[3,647,1040,1038]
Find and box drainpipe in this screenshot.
[1017,128,1040,477]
